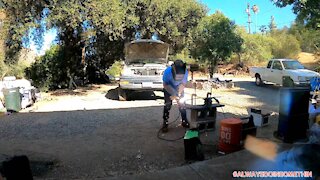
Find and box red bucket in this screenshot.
[218,118,242,153]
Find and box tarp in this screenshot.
[310,77,320,91]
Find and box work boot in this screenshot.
[162,121,169,133]
[181,120,190,128]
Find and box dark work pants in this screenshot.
[163,89,187,123]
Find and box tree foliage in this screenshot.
[0,0,48,62]
[289,23,320,53]
[2,0,317,85]
[273,0,320,29]
[0,0,207,88]
[270,30,301,59]
[269,16,277,32]
[234,27,301,66]
[106,61,123,78]
[191,12,243,75]
[122,0,207,53]
[42,0,126,87]
[236,27,274,65]
[25,45,66,90]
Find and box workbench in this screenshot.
[184,103,225,131]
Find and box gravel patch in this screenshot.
[0,78,282,179]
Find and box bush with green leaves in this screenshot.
[170,49,197,64]
[270,30,301,59]
[236,27,274,65]
[234,27,301,66]
[190,11,243,75]
[0,54,28,79]
[289,24,320,53]
[25,45,69,90]
[6,62,28,79]
[0,52,7,78]
[106,61,123,78]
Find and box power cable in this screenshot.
[157,95,225,142]
[157,113,186,142]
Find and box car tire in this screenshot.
[255,75,263,86]
[118,88,128,101]
[283,77,295,87]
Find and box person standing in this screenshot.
[162,59,189,132]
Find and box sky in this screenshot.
[29,28,57,55]
[32,0,297,55]
[201,0,296,31]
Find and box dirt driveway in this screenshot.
[0,77,281,179]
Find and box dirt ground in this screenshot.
[298,52,319,69]
[0,77,282,179]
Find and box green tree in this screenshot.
[1,0,126,85]
[289,23,320,53]
[273,0,320,29]
[191,11,243,76]
[270,30,301,58]
[45,0,126,87]
[236,27,274,65]
[3,0,206,88]
[269,16,277,32]
[171,48,197,64]
[25,45,67,90]
[1,0,48,62]
[122,0,207,53]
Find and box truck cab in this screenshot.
[250,59,320,86]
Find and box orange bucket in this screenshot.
[218,118,242,153]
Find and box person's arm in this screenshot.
[163,84,178,96]
[163,67,178,97]
[177,70,188,96]
[177,84,185,97]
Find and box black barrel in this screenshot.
[277,87,310,143]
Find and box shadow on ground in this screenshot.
[105,87,164,101]
[50,85,102,96]
[233,81,281,112]
[0,153,58,177]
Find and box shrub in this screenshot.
[25,45,67,90]
[106,61,123,77]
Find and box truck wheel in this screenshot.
[255,75,263,86]
[118,88,128,101]
[283,77,295,87]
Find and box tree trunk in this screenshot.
[209,57,218,78]
[210,60,214,78]
[238,53,242,64]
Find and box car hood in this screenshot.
[124,39,169,64]
[287,69,320,77]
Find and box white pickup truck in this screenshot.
[250,59,320,86]
[118,39,169,100]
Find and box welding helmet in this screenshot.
[171,60,187,81]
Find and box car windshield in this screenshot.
[282,61,305,70]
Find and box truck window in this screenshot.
[282,61,304,70]
[267,61,272,68]
[272,61,282,70]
